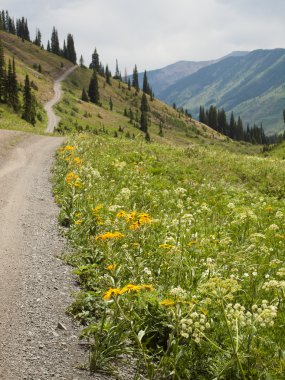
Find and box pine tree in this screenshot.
[34,28,42,46]
[66,34,77,64]
[22,74,36,125]
[127,78,131,90]
[140,92,149,133]
[10,57,19,112]
[114,59,121,80]
[229,112,236,139]
[105,64,111,85]
[143,70,151,95]
[109,97,113,111]
[0,39,5,102]
[132,64,139,92]
[79,55,84,67]
[81,88,89,102]
[88,70,100,104]
[90,48,100,71]
[47,40,51,52]
[51,27,60,55]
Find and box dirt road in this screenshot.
[44,66,77,134]
[0,131,100,379]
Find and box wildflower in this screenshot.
[116,210,127,218]
[160,299,176,307]
[268,224,279,231]
[103,288,123,301]
[159,243,174,249]
[95,231,125,241]
[138,212,152,225]
[126,211,137,222]
[265,206,273,212]
[130,221,140,230]
[65,172,81,187]
[106,264,117,271]
[73,157,83,166]
[92,204,104,214]
[74,219,83,225]
[188,240,197,247]
[62,145,75,152]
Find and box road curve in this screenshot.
[44,66,77,134]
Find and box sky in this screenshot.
[1,0,285,73]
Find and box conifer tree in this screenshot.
[140,93,149,134]
[88,70,100,104]
[66,34,77,64]
[0,39,5,102]
[79,55,84,67]
[34,28,42,46]
[132,64,139,92]
[47,40,51,52]
[109,97,113,111]
[51,27,60,55]
[22,74,36,125]
[90,48,100,71]
[81,88,89,102]
[105,64,111,85]
[143,70,151,95]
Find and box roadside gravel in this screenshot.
[0,132,111,379]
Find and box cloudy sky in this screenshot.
[2,0,285,73]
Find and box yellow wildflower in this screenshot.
[92,204,104,214]
[65,172,81,187]
[126,211,137,222]
[188,240,197,246]
[103,288,122,301]
[130,221,140,230]
[159,243,174,249]
[265,206,273,212]
[106,264,117,271]
[73,157,83,166]
[116,210,127,218]
[141,284,155,291]
[95,231,125,241]
[74,219,83,225]
[160,299,176,307]
[138,212,152,225]
[63,145,75,151]
[121,284,142,293]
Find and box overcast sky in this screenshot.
[2,0,285,73]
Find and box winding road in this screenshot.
[0,67,105,379]
[44,66,77,133]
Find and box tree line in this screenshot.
[0,10,77,65]
[0,39,37,125]
[81,47,153,141]
[198,105,285,145]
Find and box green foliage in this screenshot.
[54,135,285,378]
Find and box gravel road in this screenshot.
[44,66,77,134]
[0,132,112,379]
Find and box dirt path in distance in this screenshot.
[44,66,77,134]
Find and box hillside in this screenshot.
[138,51,249,97]
[158,49,285,134]
[0,30,73,133]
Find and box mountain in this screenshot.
[138,51,249,96]
[158,49,285,134]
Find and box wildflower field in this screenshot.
[53,134,285,379]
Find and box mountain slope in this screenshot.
[159,49,285,134]
[138,51,249,97]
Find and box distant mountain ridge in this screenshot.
[138,51,249,96]
[144,49,285,134]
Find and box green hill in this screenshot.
[158,49,285,134]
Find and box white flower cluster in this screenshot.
[169,286,187,299]
[262,280,285,292]
[226,301,277,330]
[174,187,187,196]
[180,312,211,343]
[276,267,285,278]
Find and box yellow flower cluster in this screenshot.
[116,210,152,230]
[159,243,174,249]
[95,231,125,241]
[103,284,154,300]
[62,145,75,152]
[65,172,81,187]
[106,263,117,271]
[73,157,83,166]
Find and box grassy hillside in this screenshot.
[0,30,73,133]
[53,132,285,379]
[159,49,285,134]
[54,65,262,155]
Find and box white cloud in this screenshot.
[2,0,285,73]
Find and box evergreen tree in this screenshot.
[22,74,36,125]
[47,40,51,52]
[229,112,236,139]
[114,59,121,80]
[109,97,113,111]
[132,64,139,92]
[88,70,100,104]
[0,39,5,102]
[217,108,227,134]
[51,27,60,55]
[140,92,149,133]
[105,64,111,85]
[142,70,152,95]
[34,28,42,46]
[236,116,244,141]
[127,78,131,90]
[81,88,89,102]
[66,34,77,64]
[90,48,100,71]
[79,55,84,67]
[199,106,205,123]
